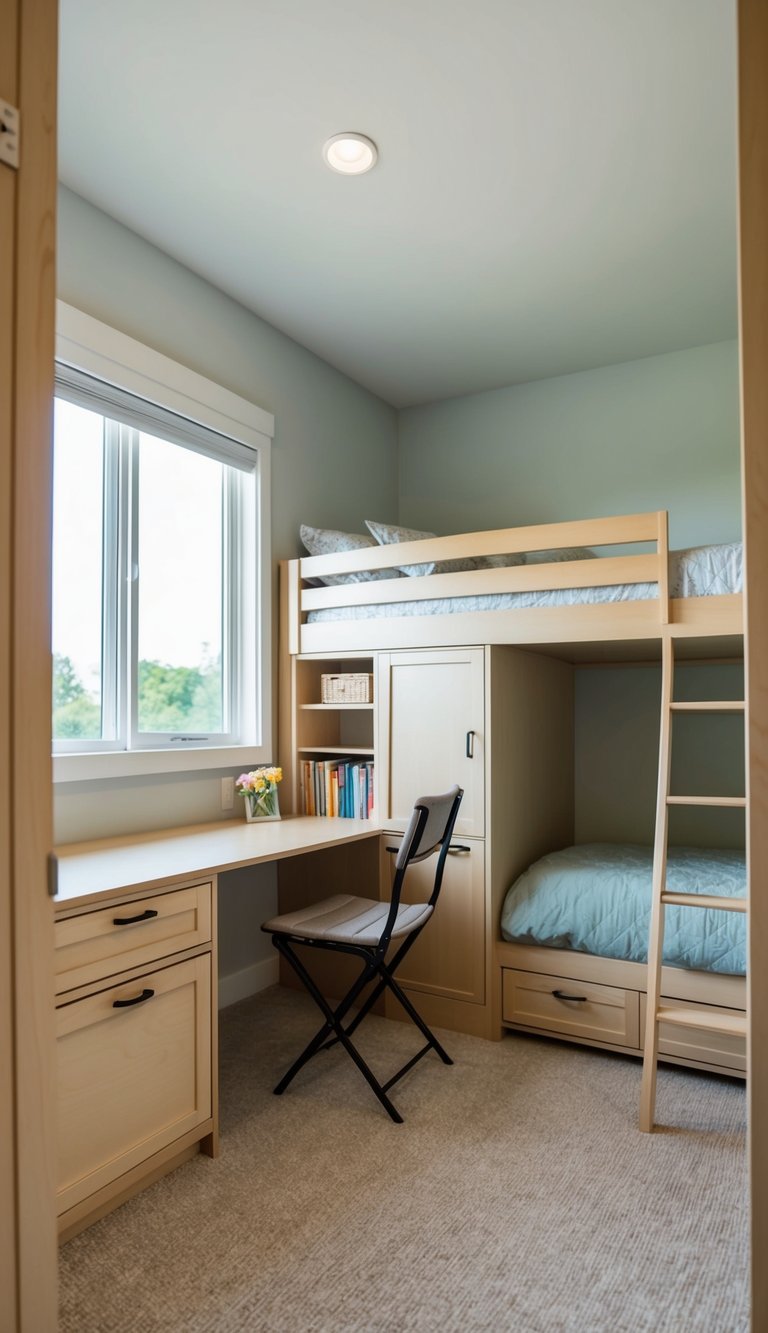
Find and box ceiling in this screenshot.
[58,0,738,408]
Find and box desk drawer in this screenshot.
[55,882,212,994]
[502,968,639,1047]
[56,954,211,1215]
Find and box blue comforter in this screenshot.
[500,843,746,976]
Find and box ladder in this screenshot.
[639,635,747,1132]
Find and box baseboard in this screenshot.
[218,957,279,1009]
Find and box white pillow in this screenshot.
[299,525,401,586]
[364,519,483,578]
[525,546,596,564]
[483,552,526,569]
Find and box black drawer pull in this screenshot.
[112,988,155,1009]
[466,730,475,758]
[448,844,471,854]
[112,908,158,926]
[552,989,588,1002]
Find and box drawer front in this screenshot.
[640,993,746,1073]
[55,882,212,994]
[56,954,211,1215]
[502,968,639,1047]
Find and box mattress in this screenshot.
[499,843,746,976]
[308,541,743,623]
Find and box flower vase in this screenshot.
[244,785,281,823]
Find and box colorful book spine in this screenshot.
[301,758,375,819]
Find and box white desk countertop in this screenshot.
[54,816,380,911]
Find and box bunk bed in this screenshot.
[279,511,746,1076]
[283,511,743,656]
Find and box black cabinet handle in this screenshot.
[448,844,471,854]
[113,988,155,1009]
[466,730,475,758]
[552,989,588,1002]
[112,908,158,926]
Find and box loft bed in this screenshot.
[282,511,743,657]
[279,509,746,1073]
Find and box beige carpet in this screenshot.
[59,986,748,1333]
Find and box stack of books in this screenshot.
[300,759,374,819]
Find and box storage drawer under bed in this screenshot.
[640,993,746,1073]
[502,968,640,1048]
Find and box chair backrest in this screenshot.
[380,785,463,950]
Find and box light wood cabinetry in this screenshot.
[54,882,212,993]
[378,648,485,836]
[502,968,640,1047]
[380,836,485,1004]
[55,878,216,1240]
[56,954,211,1215]
[499,949,746,1076]
[639,992,746,1074]
[278,642,574,1040]
[281,653,377,817]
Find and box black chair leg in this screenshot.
[272,937,404,1123]
[378,964,453,1066]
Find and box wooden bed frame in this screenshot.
[279,510,746,1077]
[284,510,743,656]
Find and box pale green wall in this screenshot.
[398,341,741,551]
[55,188,399,985]
[55,186,398,844]
[575,663,745,849]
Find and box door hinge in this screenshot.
[0,100,20,170]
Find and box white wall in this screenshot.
[398,341,741,551]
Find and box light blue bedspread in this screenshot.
[500,843,746,975]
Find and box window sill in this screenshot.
[52,744,272,784]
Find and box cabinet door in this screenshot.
[382,648,485,836]
[381,836,485,1003]
[56,954,211,1215]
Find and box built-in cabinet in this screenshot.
[54,878,217,1241]
[378,648,485,837]
[283,653,377,818]
[279,642,575,1039]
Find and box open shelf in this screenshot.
[300,702,374,711]
[298,745,373,756]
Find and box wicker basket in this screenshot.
[321,672,373,704]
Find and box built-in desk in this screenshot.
[53,816,379,1240]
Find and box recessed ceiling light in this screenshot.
[322,132,378,176]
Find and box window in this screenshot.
[53,304,273,782]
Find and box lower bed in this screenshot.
[497,843,747,1076]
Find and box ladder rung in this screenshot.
[661,891,748,913]
[656,1006,747,1040]
[666,795,746,808]
[670,701,745,712]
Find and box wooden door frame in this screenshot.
[1,0,59,1327]
[738,3,768,1329]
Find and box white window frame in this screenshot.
[53,302,274,783]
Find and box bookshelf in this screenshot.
[282,654,377,819]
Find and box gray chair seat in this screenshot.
[262,894,433,947]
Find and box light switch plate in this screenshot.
[220,776,235,811]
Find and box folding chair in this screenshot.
[261,785,464,1123]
